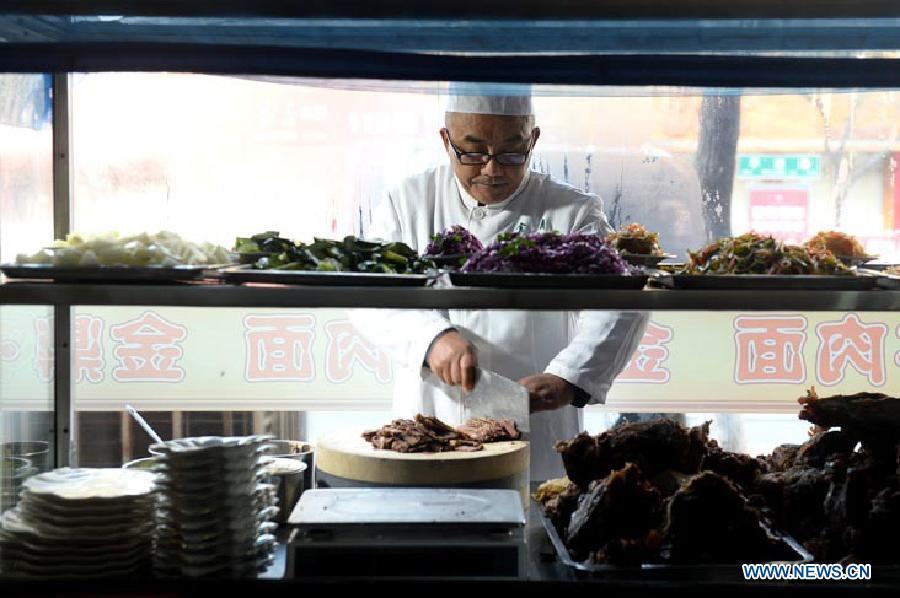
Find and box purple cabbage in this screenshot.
[426,225,484,257]
[462,231,634,275]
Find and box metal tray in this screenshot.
[669,273,879,291]
[835,254,879,267]
[234,252,269,265]
[537,506,812,580]
[858,269,900,290]
[856,262,899,272]
[620,253,677,267]
[219,266,434,287]
[0,264,214,283]
[449,272,648,289]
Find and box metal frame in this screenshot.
[50,72,72,468]
[2,1,900,19]
[3,46,900,88]
[6,17,900,55]
[2,283,900,311]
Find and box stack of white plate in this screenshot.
[0,468,155,578]
[149,436,277,578]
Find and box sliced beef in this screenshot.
[362,414,482,453]
[456,417,520,443]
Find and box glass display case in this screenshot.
[1,1,900,592]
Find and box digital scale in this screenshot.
[286,488,526,579]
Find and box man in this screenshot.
[351,84,647,480]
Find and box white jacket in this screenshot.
[351,164,647,480]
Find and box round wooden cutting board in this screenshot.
[316,428,529,485]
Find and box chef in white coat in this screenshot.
[351,84,647,480]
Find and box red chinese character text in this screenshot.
[324,320,392,383]
[244,314,316,382]
[110,311,188,382]
[33,317,53,383]
[816,313,887,386]
[617,322,674,383]
[74,314,105,383]
[734,316,807,383]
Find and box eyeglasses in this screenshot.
[443,129,535,166]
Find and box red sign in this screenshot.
[748,188,809,245]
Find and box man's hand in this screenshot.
[519,373,574,413]
[426,330,478,392]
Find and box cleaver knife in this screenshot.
[457,368,530,435]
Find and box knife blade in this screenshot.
[461,368,530,434]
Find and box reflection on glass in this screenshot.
[0,305,54,518]
[66,74,900,264]
[0,74,53,263]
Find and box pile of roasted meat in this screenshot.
[537,388,900,566]
[539,418,783,565]
[762,387,900,565]
[362,414,520,453]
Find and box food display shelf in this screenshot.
[2,280,900,311]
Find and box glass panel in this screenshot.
[70,74,445,246]
[583,411,812,456]
[0,304,54,513]
[68,75,900,262]
[64,305,900,466]
[0,73,54,525]
[69,306,396,466]
[0,73,53,263]
[60,74,900,470]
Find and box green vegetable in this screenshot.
[316,258,342,271]
[238,232,437,276]
[234,238,260,254]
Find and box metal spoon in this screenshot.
[125,404,163,445]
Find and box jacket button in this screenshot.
[473,208,486,219]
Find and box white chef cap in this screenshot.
[444,82,533,116]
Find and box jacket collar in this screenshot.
[454,169,532,212]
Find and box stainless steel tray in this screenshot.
[449,272,649,289]
[537,506,812,579]
[859,269,900,290]
[219,266,434,287]
[835,254,879,267]
[620,253,677,267]
[0,264,214,283]
[668,274,878,291]
[854,262,897,272]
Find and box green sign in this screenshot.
[738,155,821,180]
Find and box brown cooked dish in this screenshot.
[537,395,900,566]
[805,230,868,259]
[362,414,519,453]
[606,223,663,256]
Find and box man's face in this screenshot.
[441,112,540,205]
